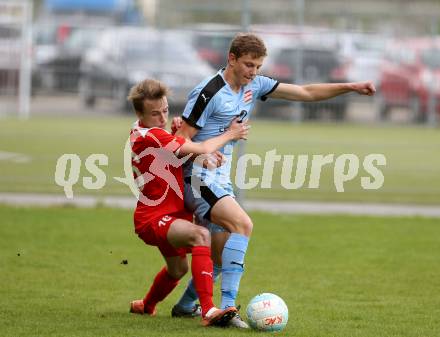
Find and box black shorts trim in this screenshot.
[184,176,220,207]
[184,176,230,221]
[203,194,229,221]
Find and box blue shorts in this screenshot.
[183,176,234,233]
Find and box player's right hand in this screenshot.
[228,117,250,140]
[212,150,226,167]
[194,152,225,170]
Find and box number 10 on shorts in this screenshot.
[158,215,172,227]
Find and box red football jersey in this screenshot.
[130,121,187,234]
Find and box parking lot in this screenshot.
[1,93,416,124]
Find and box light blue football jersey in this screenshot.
[182,69,279,185]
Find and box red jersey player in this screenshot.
[126,78,249,326]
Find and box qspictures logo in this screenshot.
[54,137,386,205]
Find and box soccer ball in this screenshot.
[246,293,288,332]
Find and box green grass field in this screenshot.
[1,205,439,337]
[1,116,439,204]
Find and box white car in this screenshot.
[336,33,388,85]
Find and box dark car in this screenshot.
[261,43,349,119]
[377,37,440,122]
[0,25,21,95]
[189,24,239,70]
[79,27,215,111]
[32,21,105,93]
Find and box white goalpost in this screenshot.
[0,0,32,119]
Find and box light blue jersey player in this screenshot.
[172,32,376,328]
[181,69,278,228]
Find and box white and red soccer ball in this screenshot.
[246,293,288,332]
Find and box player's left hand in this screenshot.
[352,81,376,96]
[171,116,183,134]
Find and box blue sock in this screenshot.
[221,233,249,309]
[213,263,222,283]
[176,264,222,310]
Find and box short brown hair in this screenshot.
[127,78,169,114]
[229,33,267,59]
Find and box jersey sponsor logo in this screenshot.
[230,261,244,268]
[201,271,213,277]
[243,89,253,103]
[185,74,225,127]
[201,93,210,103]
[224,102,233,110]
[264,315,283,325]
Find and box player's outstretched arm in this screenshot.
[178,117,249,156]
[269,81,376,102]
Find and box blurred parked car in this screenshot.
[32,21,76,92]
[335,33,387,85]
[32,25,103,93]
[261,42,349,119]
[189,23,239,70]
[0,25,21,94]
[79,27,215,111]
[377,37,440,121]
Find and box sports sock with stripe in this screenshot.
[220,233,249,309]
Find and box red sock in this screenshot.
[143,267,179,314]
[192,246,215,317]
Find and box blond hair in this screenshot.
[127,78,169,114]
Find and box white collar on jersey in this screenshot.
[132,120,168,138]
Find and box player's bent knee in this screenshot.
[228,214,253,236]
[198,227,211,246]
[238,215,253,236]
[212,209,253,236]
[190,226,211,247]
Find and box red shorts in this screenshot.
[137,210,193,258]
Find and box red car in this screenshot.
[377,37,440,122]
